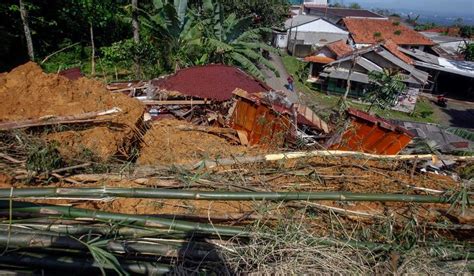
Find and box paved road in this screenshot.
[421,93,474,129]
[262,52,300,104]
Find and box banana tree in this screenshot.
[139,0,202,72]
[199,0,279,79]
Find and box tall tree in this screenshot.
[19,0,34,60]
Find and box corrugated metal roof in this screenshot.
[283,15,321,30]
[151,64,271,101]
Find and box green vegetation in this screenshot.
[461,42,474,61]
[0,0,286,81]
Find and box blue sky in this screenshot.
[347,0,474,16]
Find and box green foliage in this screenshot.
[216,0,290,28]
[414,22,437,31]
[101,39,163,78]
[460,25,473,38]
[348,2,361,9]
[26,142,64,174]
[460,42,474,61]
[394,30,402,35]
[365,69,407,112]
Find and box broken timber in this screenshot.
[0,108,122,131]
[142,100,210,105]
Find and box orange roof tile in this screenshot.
[343,18,435,46]
[324,39,353,58]
[304,55,335,64]
[382,40,413,64]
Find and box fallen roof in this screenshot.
[343,18,435,46]
[382,40,413,65]
[305,6,384,19]
[398,47,440,64]
[151,64,271,101]
[324,39,353,58]
[304,55,335,64]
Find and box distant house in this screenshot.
[341,18,435,51]
[303,6,385,24]
[420,31,472,60]
[304,39,354,82]
[399,47,474,100]
[316,42,430,112]
[272,15,349,57]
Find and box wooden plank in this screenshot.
[236,130,249,146]
[142,100,210,105]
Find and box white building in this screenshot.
[272,15,348,49]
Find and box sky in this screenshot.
[346,0,474,16]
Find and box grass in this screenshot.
[280,53,437,123]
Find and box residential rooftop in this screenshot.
[342,18,435,46]
[151,64,271,101]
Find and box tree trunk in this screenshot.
[132,0,141,78]
[132,0,139,44]
[343,55,356,100]
[19,0,34,60]
[89,23,95,76]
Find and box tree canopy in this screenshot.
[0,0,287,80]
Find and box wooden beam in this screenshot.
[142,100,210,105]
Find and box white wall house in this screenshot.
[273,15,348,49]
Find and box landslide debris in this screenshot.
[0,62,144,160]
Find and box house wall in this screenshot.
[288,19,349,47]
[273,32,288,48]
[292,31,348,46]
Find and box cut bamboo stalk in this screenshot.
[193,150,474,169]
[0,252,170,274]
[0,201,246,237]
[0,230,220,259]
[0,188,455,204]
[0,107,122,130]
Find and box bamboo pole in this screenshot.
[193,150,474,169]
[0,230,220,259]
[0,201,246,237]
[0,252,170,274]
[0,188,455,203]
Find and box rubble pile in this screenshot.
[0,62,144,160]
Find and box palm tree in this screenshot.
[365,69,406,112]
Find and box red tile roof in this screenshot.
[151,64,271,101]
[382,40,413,64]
[324,39,353,58]
[343,18,435,46]
[304,55,335,64]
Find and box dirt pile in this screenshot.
[0,62,144,160]
[138,119,253,165]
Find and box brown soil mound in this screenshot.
[138,119,252,165]
[0,62,144,160]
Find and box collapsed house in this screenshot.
[327,108,413,155]
[108,64,330,147]
[309,41,429,112]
